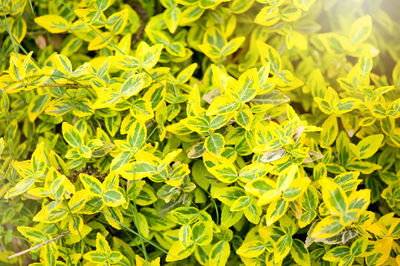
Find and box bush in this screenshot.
[1,0,400,265]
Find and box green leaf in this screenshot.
[68,190,88,212]
[291,239,310,266]
[110,152,131,172]
[277,165,297,191]
[31,142,47,174]
[349,15,372,45]
[183,116,210,133]
[199,0,219,8]
[166,242,195,262]
[167,164,190,186]
[257,41,282,74]
[131,98,154,121]
[139,43,164,70]
[192,221,213,246]
[320,114,338,148]
[209,241,230,266]
[254,6,280,26]
[105,114,121,137]
[203,153,238,183]
[127,121,146,150]
[293,0,315,11]
[164,7,181,33]
[323,246,350,262]
[230,0,255,14]
[62,122,83,148]
[33,202,68,223]
[102,189,126,207]
[168,207,200,225]
[180,5,204,25]
[108,251,123,264]
[221,204,243,228]
[28,94,50,122]
[350,237,368,257]
[265,198,288,225]
[96,233,111,254]
[275,234,293,262]
[333,171,360,192]
[0,138,4,157]
[17,226,47,242]
[319,178,348,215]
[54,54,72,74]
[207,96,240,116]
[346,161,381,174]
[5,177,36,198]
[179,224,193,247]
[300,186,319,211]
[356,134,384,159]
[245,177,276,198]
[176,63,197,83]
[212,186,246,206]
[311,216,344,239]
[230,196,252,211]
[359,54,372,78]
[236,240,265,258]
[282,177,310,201]
[205,133,224,155]
[136,184,157,206]
[80,173,103,195]
[235,107,253,130]
[120,73,147,98]
[106,9,128,35]
[95,0,111,11]
[136,213,150,238]
[160,0,176,9]
[347,189,370,212]
[235,68,259,103]
[244,202,262,224]
[220,37,245,56]
[34,15,69,33]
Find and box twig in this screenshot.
[8,231,70,259]
[41,83,90,88]
[128,0,148,44]
[27,30,48,35]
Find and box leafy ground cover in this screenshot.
[1,0,400,265]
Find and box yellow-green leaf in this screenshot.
[102,189,126,207]
[62,122,83,148]
[236,240,266,258]
[80,173,103,195]
[319,178,348,215]
[311,216,344,239]
[209,241,230,266]
[356,134,384,159]
[320,114,338,148]
[265,198,288,225]
[34,15,69,33]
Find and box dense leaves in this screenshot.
[1,0,400,265]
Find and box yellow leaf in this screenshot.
[34,15,69,33]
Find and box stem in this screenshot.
[41,83,90,88]
[27,30,48,35]
[128,0,148,44]
[8,231,70,259]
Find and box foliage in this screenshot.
[1,0,400,265]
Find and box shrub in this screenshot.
[1,0,400,265]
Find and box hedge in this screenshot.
[1,0,400,265]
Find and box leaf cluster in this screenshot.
[2,0,400,265]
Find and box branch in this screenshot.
[8,231,70,260]
[128,0,148,44]
[41,83,90,88]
